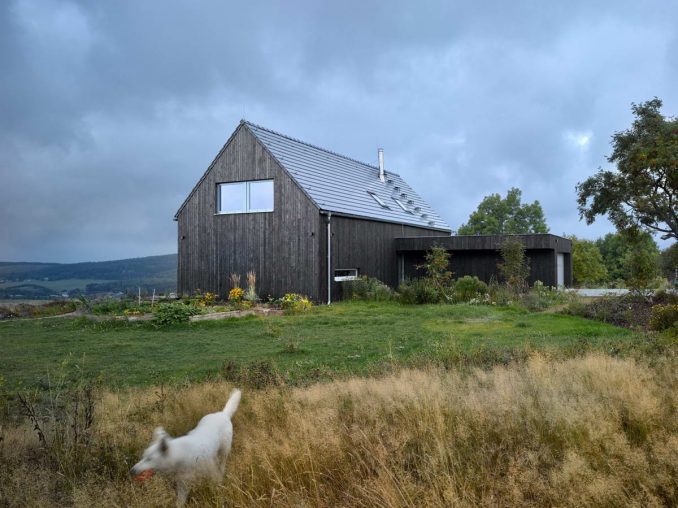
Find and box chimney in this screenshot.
[378,148,385,182]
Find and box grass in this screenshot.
[0,301,651,391]
[1,354,676,507]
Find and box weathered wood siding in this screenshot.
[396,234,573,287]
[177,126,321,299]
[319,216,445,301]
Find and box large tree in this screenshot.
[595,231,659,282]
[458,188,549,235]
[576,98,678,241]
[569,236,608,285]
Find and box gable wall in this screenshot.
[177,126,321,299]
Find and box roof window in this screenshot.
[392,197,412,214]
[367,191,389,209]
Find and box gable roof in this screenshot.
[176,121,451,232]
[244,121,451,232]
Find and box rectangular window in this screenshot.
[367,191,389,209]
[217,180,274,214]
[334,268,359,281]
[392,197,412,213]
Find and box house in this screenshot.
[175,121,572,302]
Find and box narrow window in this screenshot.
[367,191,389,209]
[334,268,359,281]
[392,197,412,213]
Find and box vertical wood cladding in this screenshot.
[319,216,443,301]
[177,126,320,300]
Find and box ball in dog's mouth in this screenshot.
[134,469,155,482]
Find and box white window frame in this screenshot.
[334,268,359,281]
[392,197,412,213]
[367,191,389,209]
[216,179,274,214]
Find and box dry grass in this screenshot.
[1,354,676,507]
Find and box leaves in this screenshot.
[577,98,678,240]
[458,187,549,235]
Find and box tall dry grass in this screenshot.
[1,354,676,507]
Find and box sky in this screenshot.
[1,0,676,263]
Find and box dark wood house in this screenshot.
[175,121,572,302]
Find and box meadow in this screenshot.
[0,302,676,507]
[0,301,641,390]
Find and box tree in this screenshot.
[659,243,678,282]
[595,231,658,282]
[576,98,678,241]
[458,188,549,235]
[497,237,530,293]
[569,236,608,285]
[624,231,659,293]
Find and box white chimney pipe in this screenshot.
[378,148,385,182]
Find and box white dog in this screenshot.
[131,389,241,506]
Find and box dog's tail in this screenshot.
[223,389,241,418]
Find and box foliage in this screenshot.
[596,231,659,282]
[228,287,244,302]
[280,293,312,312]
[193,291,217,307]
[397,278,443,304]
[416,246,454,301]
[458,187,549,235]
[152,302,202,326]
[0,300,78,320]
[521,281,570,311]
[659,242,678,282]
[624,232,660,293]
[569,235,608,285]
[497,238,530,293]
[577,98,678,241]
[343,276,394,301]
[649,304,678,331]
[245,271,258,302]
[453,276,488,303]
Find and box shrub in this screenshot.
[498,238,530,293]
[649,304,678,331]
[344,276,394,301]
[228,287,244,302]
[454,276,488,303]
[245,271,258,302]
[152,302,202,326]
[281,293,312,312]
[397,278,442,304]
[417,246,454,301]
[521,281,570,311]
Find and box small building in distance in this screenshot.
[175,121,572,302]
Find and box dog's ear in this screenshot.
[153,426,167,442]
[159,436,169,454]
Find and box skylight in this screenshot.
[367,191,389,209]
[392,197,412,213]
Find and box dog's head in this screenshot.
[130,427,172,481]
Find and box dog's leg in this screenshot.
[175,481,189,507]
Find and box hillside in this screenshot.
[0,254,177,298]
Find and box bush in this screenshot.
[228,287,244,302]
[521,281,570,311]
[343,276,394,301]
[397,278,443,304]
[281,293,312,312]
[649,304,678,331]
[152,302,202,326]
[453,276,488,303]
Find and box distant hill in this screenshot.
[0,254,177,298]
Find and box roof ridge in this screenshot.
[242,119,400,176]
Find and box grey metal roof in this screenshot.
[245,121,451,232]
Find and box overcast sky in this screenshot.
[1,1,676,262]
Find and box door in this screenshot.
[557,253,565,287]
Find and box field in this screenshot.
[0,279,114,292]
[0,301,641,390]
[1,302,676,507]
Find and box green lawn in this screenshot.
[0,302,644,390]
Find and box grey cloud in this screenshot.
[1,0,676,262]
